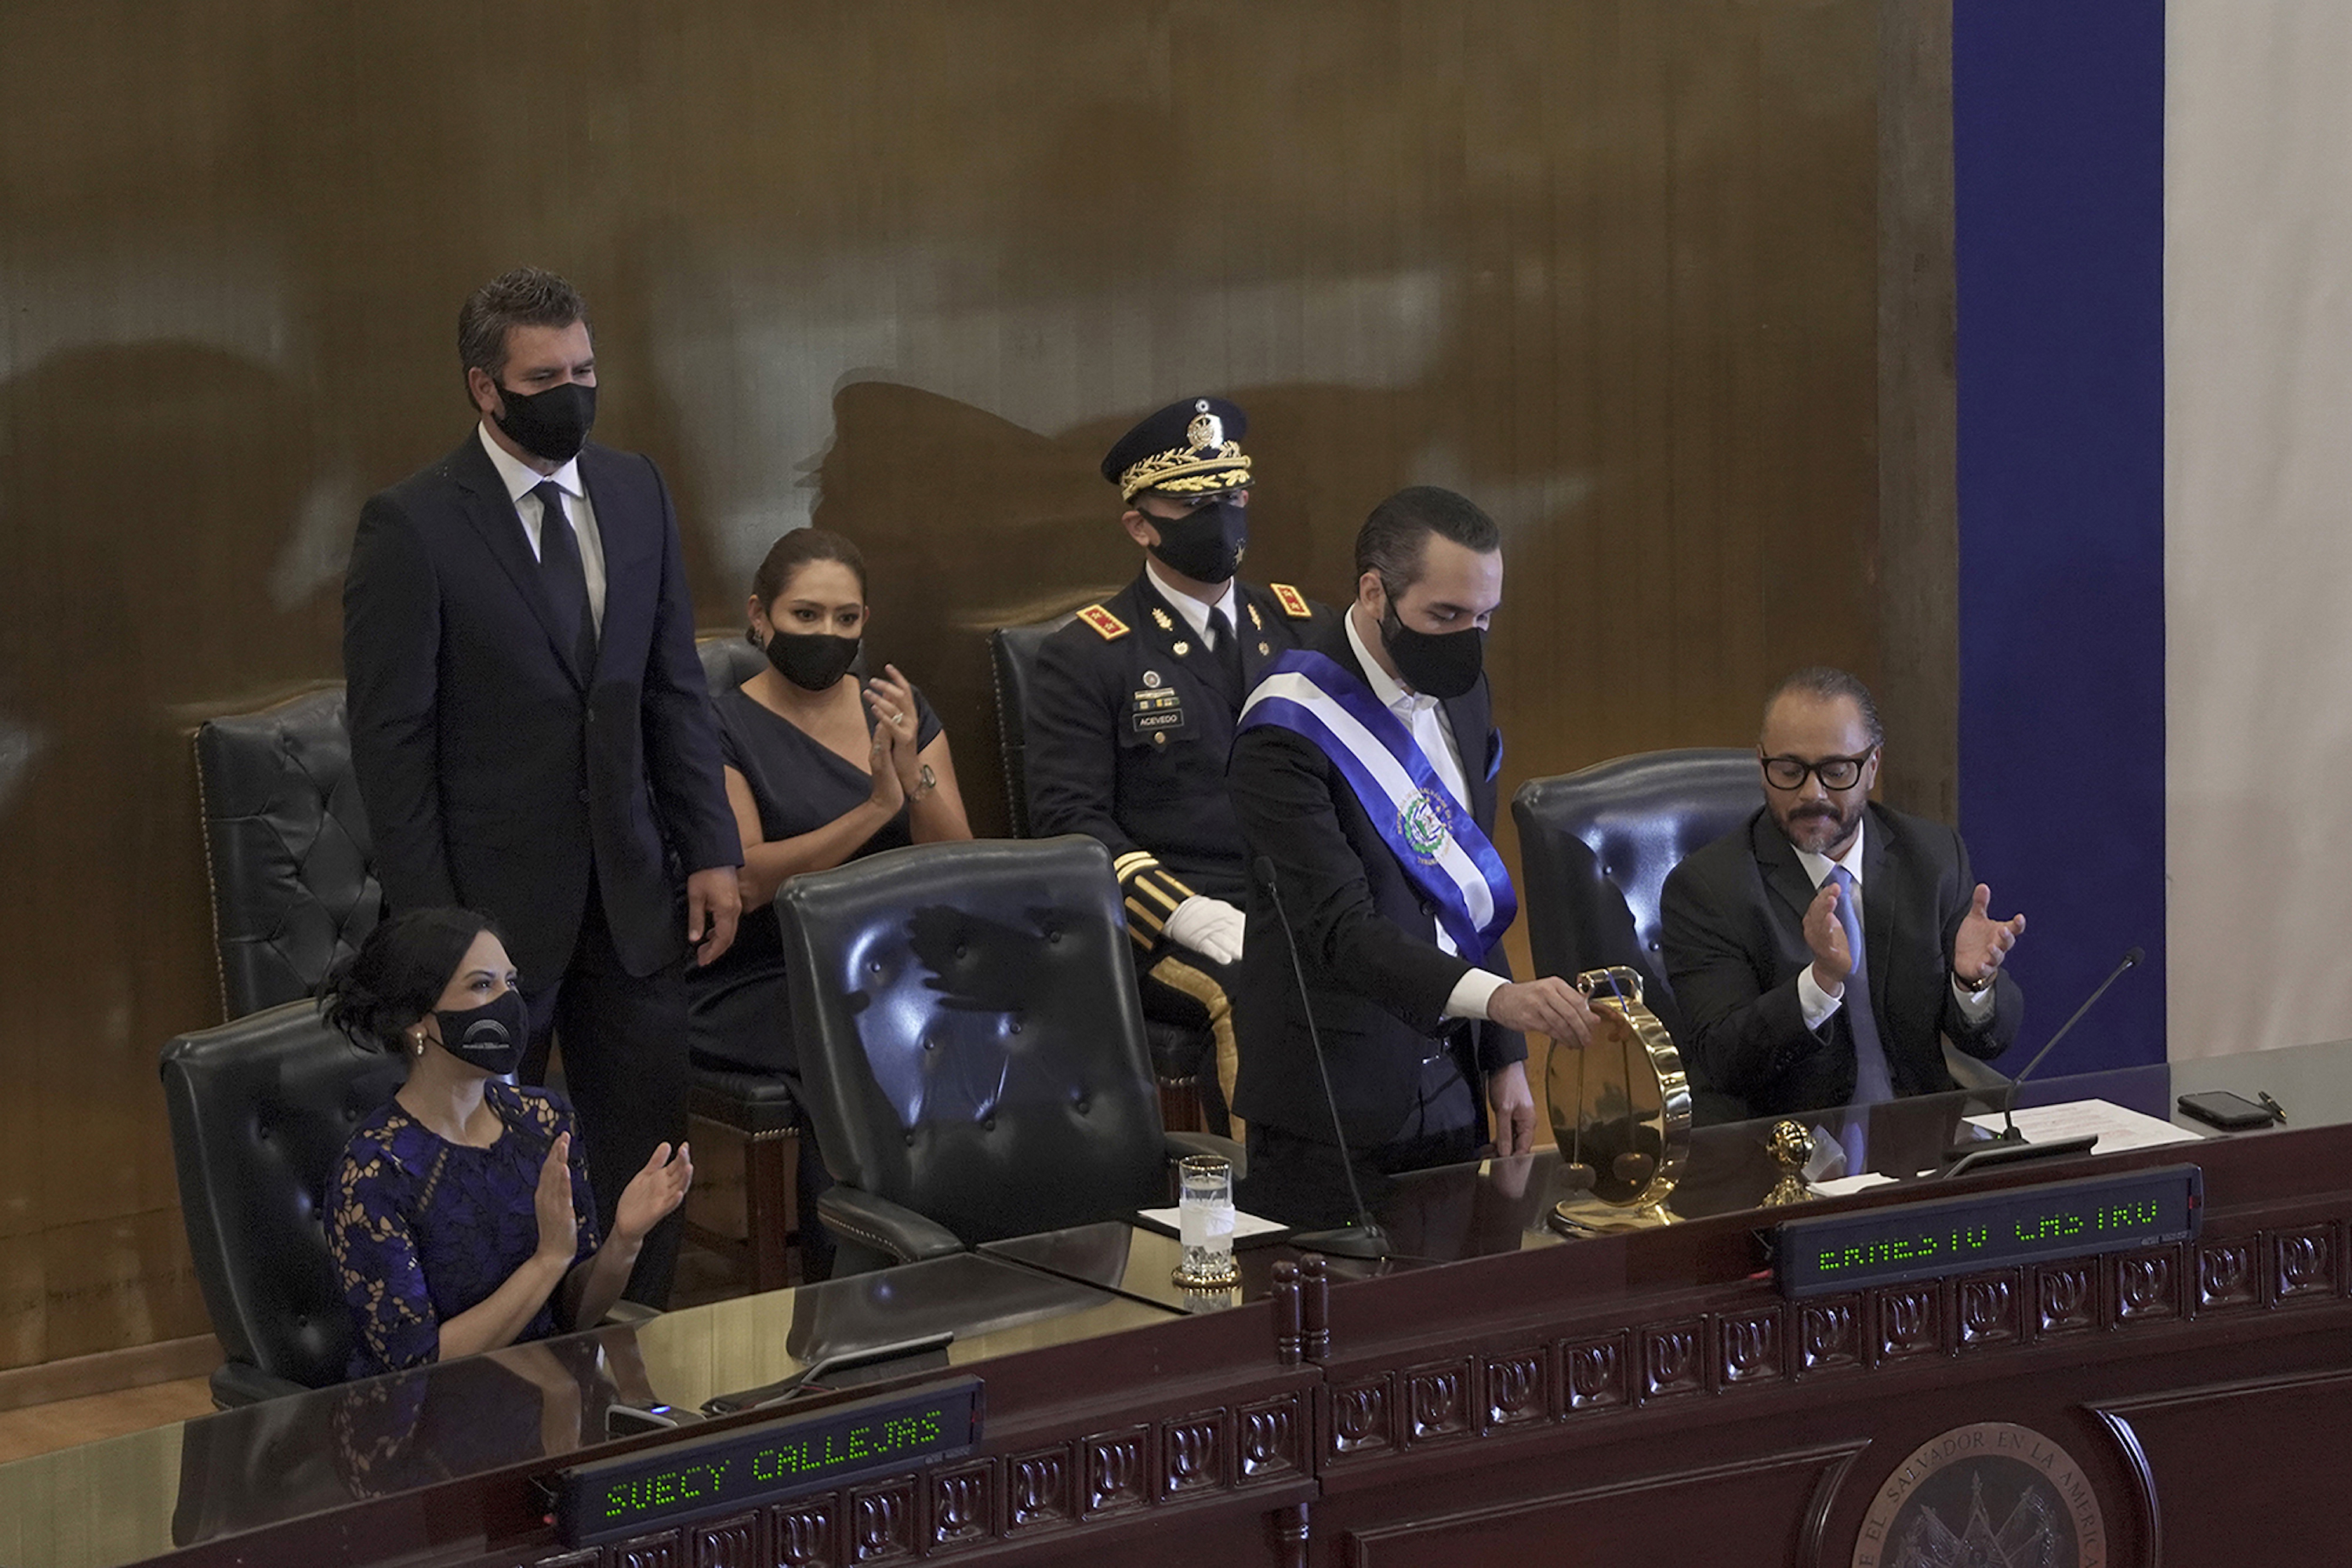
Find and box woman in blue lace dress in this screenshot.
[322,908,692,1378]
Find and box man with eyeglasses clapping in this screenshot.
[1661,667,2025,1127]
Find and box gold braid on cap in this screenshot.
[1117,442,1252,503]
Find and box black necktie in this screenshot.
[1208,604,1244,702]
[532,481,597,674]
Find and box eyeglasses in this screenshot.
[1759,752,1874,791]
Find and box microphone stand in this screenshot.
[1258,858,1391,1258]
[1940,946,2141,1178]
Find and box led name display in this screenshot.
[1773,1164,2201,1299]
[550,1378,982,1546]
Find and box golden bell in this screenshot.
[1546,967,1691,1236]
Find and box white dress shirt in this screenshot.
[478,423,607,630]
[1791,818,1996,1029]
[1144,558,1240,649]
[1342,605,1504,1024]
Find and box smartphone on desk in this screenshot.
[2177,1091,2278,1131]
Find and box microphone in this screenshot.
[1943,946,2142,1177]
[1254,855,1391,1259]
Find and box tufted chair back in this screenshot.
[194,687,384,1021]
[160,1000,408,1405]
[1511,749,1763,1046]
[985,615,1075,839]
[779,836,1167,1267]
[695,631,769,701]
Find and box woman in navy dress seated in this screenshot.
[323,908,692,1378]
[686,528,973,1278]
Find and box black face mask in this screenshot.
[432,989,529,1077]
[1145,498,1248,584]
[764,630,862,691]
[1380,601,1486,701]
[492,379,597,464]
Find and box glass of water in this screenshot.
[1172,1155,1240,1288]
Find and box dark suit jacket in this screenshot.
[343,433,741,984]
[1227,615,1523,1145]
[1659,803,2021,1122]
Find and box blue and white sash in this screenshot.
[1238,651,1517,962]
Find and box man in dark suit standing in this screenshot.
[1229,486,1594,1206]
[1661,668,2024,1133]
[343,268,742,1301]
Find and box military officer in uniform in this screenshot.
[1025,396,1327,1135]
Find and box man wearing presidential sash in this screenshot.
[1229,487,1596,1193]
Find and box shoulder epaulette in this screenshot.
[1078,604,1131,641]
[1271,583,1312,619]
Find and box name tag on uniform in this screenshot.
[1129,686,1186,737]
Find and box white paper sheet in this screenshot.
[1962,1098,2207,1152]
[1136,1206,1290,1240]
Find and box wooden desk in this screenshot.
[8,1054,2352,1567]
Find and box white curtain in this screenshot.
[2167,3,2352,1057]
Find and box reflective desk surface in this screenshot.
[0,1251,1174,1568]
[986,1038,2352,1312]
[5,1038,2344,1568]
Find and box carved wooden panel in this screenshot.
[928,1460,993,1553]
[2114,1247,2182,1325]
[771,1494,837,1568]
[1875,1284,1942,1361]
[612,1531,682,1568]
[2199,1239,2260,1311]
[1402,1358,1475,1446]
[1081,1425,1151,1518]
[1562,1330,1630,1411]
[1956,1270,2021,1351]
[1642,1319,1706,1400]
[1798,1297,1863,1375]
[848,1479,916,1563]
[1160,1408,1227,1497]
[1328,1374,1396,1460]
[1482,1346,1549,1430]
[1239,1393,1305,1485]
[1717,1308,1784,1388]
[690,1512,759,1568]
[2273,1225,2338,1305]
[1007,1444,1074,1533]
[2035,1261,2098,1336]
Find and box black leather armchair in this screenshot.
[778,835,1239,1274]
[159,1000,408,1406]
[985,615,1073,839]
[687,633,807,1290]
[987,616,1214,1131]
[1513,750,2005,1120]
[1512,749,1764,1050]
[193,688,384,1020]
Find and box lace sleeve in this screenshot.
[329,1142,440,1373]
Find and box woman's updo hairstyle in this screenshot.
[319,907,503,1054]
[746,528,869,640]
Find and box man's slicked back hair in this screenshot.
[458,267,590,390]
[1762,666,1886,749]
[1353,485,1502,595]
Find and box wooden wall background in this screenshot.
[0,0,1950,1369]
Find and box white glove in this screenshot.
[1163,895,1246,967]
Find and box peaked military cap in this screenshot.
[1102,396,1253,503]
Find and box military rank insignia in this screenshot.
[1272,583,1312,619]
[1080,604,1131,640]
